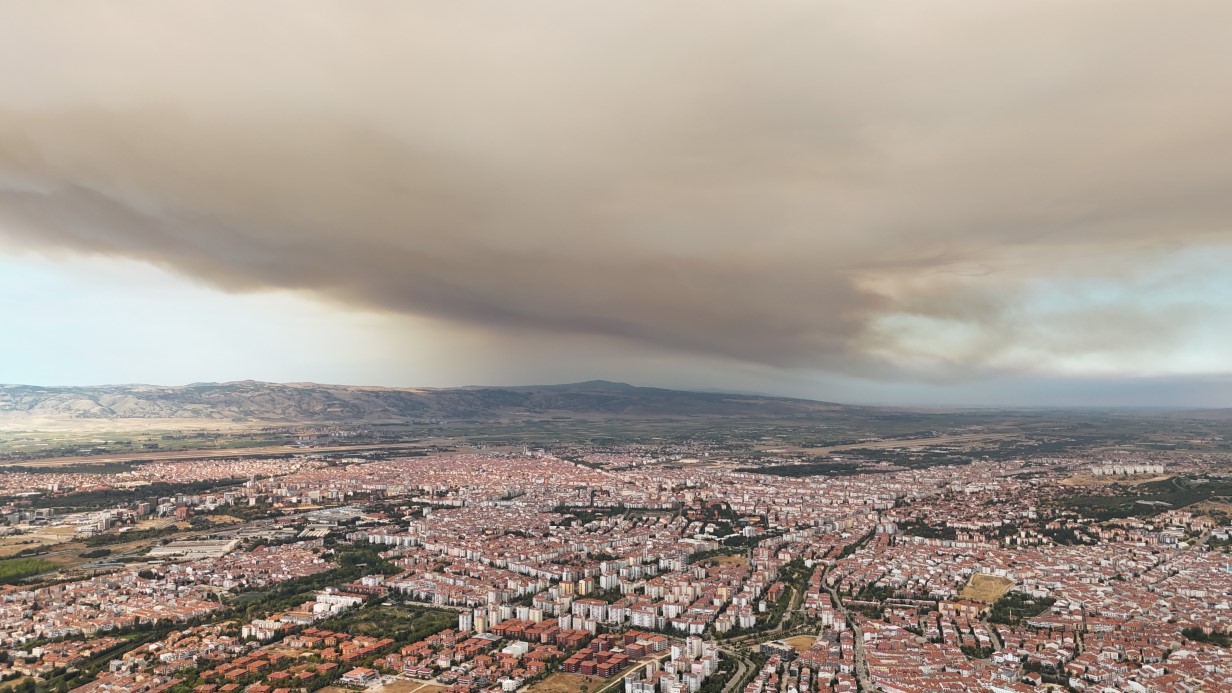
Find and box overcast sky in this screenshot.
[1,1,1231,406]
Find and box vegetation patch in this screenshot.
[988,591,1055,625]
[1182,627,1232,648]
[0,557,56,584]
[1061,475,1232,520]
[317,603,455,643]
[736,461,872,477]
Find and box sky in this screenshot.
[1,1,1231,406]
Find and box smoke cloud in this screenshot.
[2,1,1231,381]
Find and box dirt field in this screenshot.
[0,526,78,557]
[708,553,749,566]
[959,574,1014,604]
[783,635,819,653]
[1188,500,1232,520]
[1058,474,1171,488]
[370,681,447,693]
[42,536,157,568]
[525,672,609,693]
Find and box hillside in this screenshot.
[0,380,858,424]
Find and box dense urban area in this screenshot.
[1,422,1231,693]
[4,0,1231,690]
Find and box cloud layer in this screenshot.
[2,0,1232,382]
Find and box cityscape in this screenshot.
[3,1,1232,692]
[0,399,1230,693]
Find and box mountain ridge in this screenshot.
[0,380,860,423]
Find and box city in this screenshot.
[0,428,1229,692]
[3,1,1232,691]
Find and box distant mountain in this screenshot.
[0,380,860,424]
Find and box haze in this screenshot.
[2,1,1231,406]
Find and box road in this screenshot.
[981,616,1004,652]
[824,578,877,692]
[718,647,751,693]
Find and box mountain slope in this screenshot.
[0,380,858,423]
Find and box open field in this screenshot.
[1184,500,1232,521]
[374,681,446,693]
[0,441,438,468]
[758,432,1019,455]
[709,553,750,566]
[0,422,286,461]
[0,525,78,557]
[526,673,606,693]
[960,574,1015,604]
[1058,474,1172,488]
[0,418,255,434]
[783,635,819,653]
[10,520,231,573]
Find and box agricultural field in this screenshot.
[0,424,290,464]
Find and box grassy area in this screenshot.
[0,556,57,584]
[688,547,748,566]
